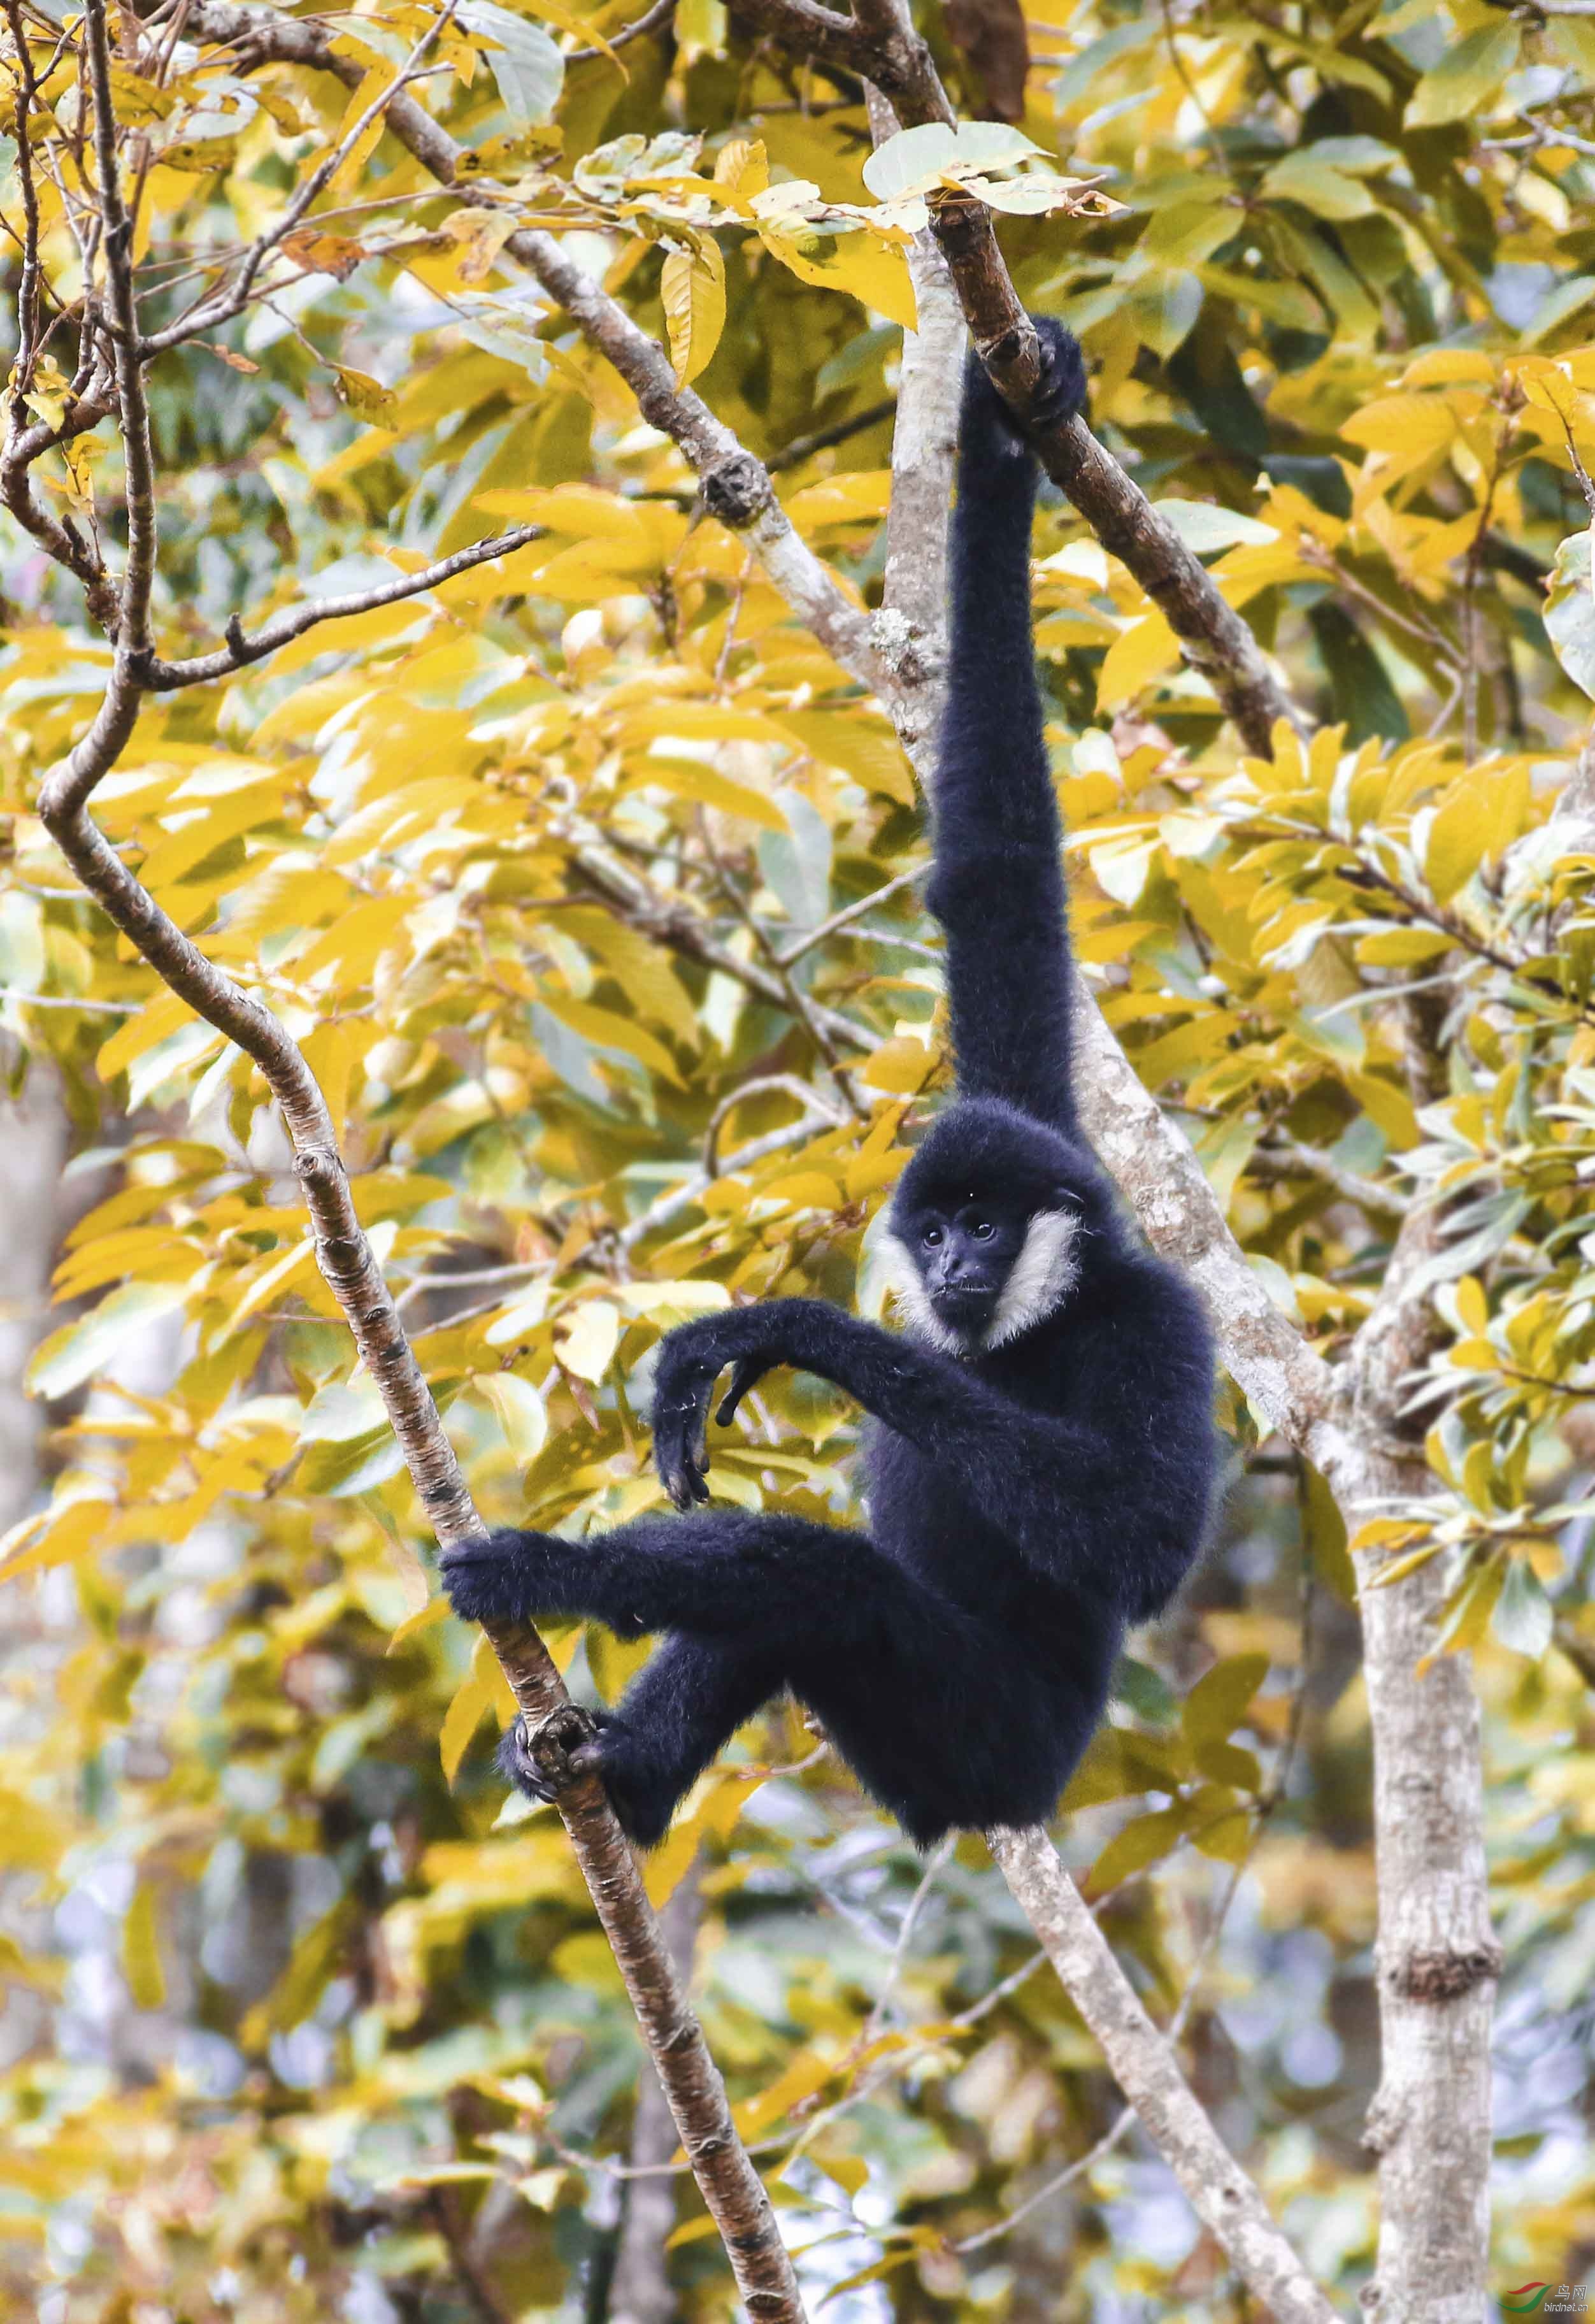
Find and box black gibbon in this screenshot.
[443,321,1220,1846]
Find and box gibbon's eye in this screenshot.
[971,1221,994,1240]
[923,1226,945,1248]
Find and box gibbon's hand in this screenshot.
[649,1310,784,1510]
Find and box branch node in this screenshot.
[1386,1942,1503,2004]
[700,451,774,527]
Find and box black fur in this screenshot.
[443,320,1219,1848]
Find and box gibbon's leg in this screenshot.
[441,1507,943,1642]
[499,1632,784,1846]
[444,1511,1027,1846]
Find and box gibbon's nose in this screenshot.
[932,1252,994,1309]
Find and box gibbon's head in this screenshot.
[882,1098,1119,1357]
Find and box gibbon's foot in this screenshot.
[496,1705,608,1804]
[960,315,1088,466]
[1028,315,1089,436]
[498,1709,678,1847]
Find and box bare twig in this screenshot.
[141,525,541,688]
[567,0,677,62]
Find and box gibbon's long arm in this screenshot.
[652,1300,1140,1596]
[926,326,1089,1140]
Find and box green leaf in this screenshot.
[1087,1803,1189,1893]
[861,120,1038,199]
[1182,1652,1269,1748]
[1405,22,1519,126]
[26,1281,189,1400]
[1261,151,1378,220]
[1546,529,1595,702]
[1492,1559,1554,1661]
[458,0,564,122]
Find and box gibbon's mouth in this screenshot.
[931,1283,999,1326]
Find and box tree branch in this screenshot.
[741,0,1304,752]
[35,29,806,2320]
[989,1830,1340,2324]
[141,526,542,689]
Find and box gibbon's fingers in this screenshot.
[715,1354,770,1428]
[653,1383,715,1510]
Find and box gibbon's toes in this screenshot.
[1028,316,1089,434]
[440,1527,541,1626]
[496,1716,557,1802]
[497,1709,613,1804]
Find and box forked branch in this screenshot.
[29,11,806,2316]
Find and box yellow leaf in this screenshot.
[123,1883,166,2011]
[555,1299,622,1383]
[621,755,790,831]
[1096,610,1181,707]
[440,1669,492,1785]
[774,709,913,805]
[784,472,894,529]
[334,368,397,428]
[1086,1804,1187,1894]
[471,1629,520,1725]
[713,136,769,209]
[1426,763,1530,904]
[538,993,685,1084]
[1181,1653,1268,1747]
[756,225,917,333]
[661,237,726,385]
[329,64,390,192]
[860,1036,933,1093]
[471,1371,548,1463]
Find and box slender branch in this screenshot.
[1250,1132,1404,1221]
[83,0,157,647]
[139,0,461,357]
[767,396,898,474]
[703,1075,848,1174]
[35,41,806,2323]
[618,1114,839,1251]
[567,0,677,62]
[775,866,927,966]
[571,845,869,1054]
[989,1829,1339,2324]
[141,525,541,688]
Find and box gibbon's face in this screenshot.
[887,1188,1083,1356]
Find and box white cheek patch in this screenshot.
[878,1230,971,1357]
[982,1209,1080,1349]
